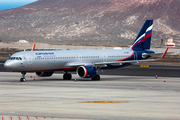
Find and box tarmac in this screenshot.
[0,72,180,120]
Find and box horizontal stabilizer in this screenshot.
[142,52,173,57]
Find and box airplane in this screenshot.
[4,20,169,82]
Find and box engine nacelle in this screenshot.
[36,71,54,77]
[76,66,97,78]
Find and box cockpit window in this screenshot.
[9,57,22,60]
[11,57,15,60]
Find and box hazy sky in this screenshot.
[0,0,37,2]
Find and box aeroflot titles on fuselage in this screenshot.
[35,52,130,56]
[34,51,130,59]
[35,52,54,55]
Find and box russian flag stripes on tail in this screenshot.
[131,20,153,50]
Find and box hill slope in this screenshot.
[0,0,180,46]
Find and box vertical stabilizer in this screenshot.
[131,20,153,50]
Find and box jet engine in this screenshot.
[76,66,97,78]
[36,71,54,77]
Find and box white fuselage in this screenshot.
[4,48,135,72]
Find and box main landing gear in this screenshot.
[63,72,72,80]
[20,72,26,82]
[91,74,100,80]
[91,67,101,80]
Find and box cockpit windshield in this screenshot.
[8,57,22,60]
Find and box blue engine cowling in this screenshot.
[76,66,97,78]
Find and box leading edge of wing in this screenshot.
[65,62,94,67]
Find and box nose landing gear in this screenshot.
[20,72,26,82]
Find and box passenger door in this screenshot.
[26,54,32,64]
[134,51,138,60]
[78,54,82,62]
[102,53,107,62]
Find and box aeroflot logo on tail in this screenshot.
[35,52,54,55]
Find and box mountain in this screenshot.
[0,0,180,46]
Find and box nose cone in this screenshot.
[4,61,15,71]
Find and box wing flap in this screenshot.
[94,59,158,66]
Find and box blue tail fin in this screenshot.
[131,20,153,50]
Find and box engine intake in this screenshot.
[76,66,97,78]
[36,71,54,77]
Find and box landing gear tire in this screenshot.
[91,74,100,81]
[20,78,26,82]
[63,73,72,80]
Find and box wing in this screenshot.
[94,59,158,66]
[142,52,173,57]
[66,59,158,68]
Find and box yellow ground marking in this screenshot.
[140,65,149,68]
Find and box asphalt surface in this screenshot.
[0,73,180,120]
[0,60,180,120]
[100,64,180,77]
